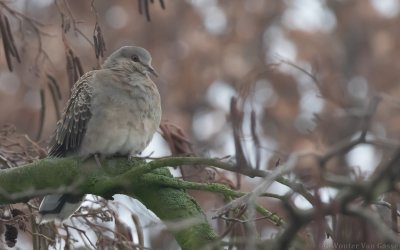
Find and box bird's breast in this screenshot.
[79,82,161,157]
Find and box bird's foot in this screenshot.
[128,153,148,163]
[128,155,140,161]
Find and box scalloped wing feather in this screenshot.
[48,72,94,157]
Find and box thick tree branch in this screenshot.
[0,156,223,250]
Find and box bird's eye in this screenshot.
[132,55,140,62]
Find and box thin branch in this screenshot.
[131,214,145,250]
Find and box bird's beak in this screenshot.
[147,65,159,77]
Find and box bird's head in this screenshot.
[102,46,158,77]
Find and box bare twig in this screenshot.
[131,213,145,250]
[137,0,166,21]
[36,88,46,140]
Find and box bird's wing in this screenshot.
[48,72,95,157]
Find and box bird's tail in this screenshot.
[37,194,84,224]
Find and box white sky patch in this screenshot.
[219,131,236,157]
[242,107,278,168]
[190,0,227,34]
[294,62,324,112]
[267,181,291,196]
[204,5,227,34]
[142,132,171,157]
[300,90,324,114]
[263,26,297,62]
[252,79,277,109]
[295,62,318,92]
[112,195,160,226]
[319,187,338,203]
[294,188,337,211]
[105,5,129,30]
[283,0,337,32]
[31,0,53,8]
[347,76,369,100]
[206,80,237,112]
[190,0,211,8]
[294,112,317,134]
[346,143,381,175]
[292,61,324,133]
[193,110,226,141]
[110,195,162,248]
[261,227,280,239]
[294,194,313,209]
[370,0,400,18]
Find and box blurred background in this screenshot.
[1,0,400,249]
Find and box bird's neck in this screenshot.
[112,67,147,82]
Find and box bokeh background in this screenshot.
[1,0,400,249]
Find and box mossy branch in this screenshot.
[0,156,225,250]
[0,156,296,249]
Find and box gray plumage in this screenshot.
[38,46,161,223]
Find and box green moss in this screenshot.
[132,170,220,250]
[0,158,79,196]
[0,157,222,249]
